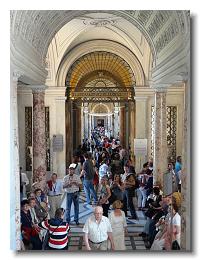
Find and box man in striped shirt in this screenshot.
[38,208,69,250]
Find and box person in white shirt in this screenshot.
[150,203,181,250]
[108,200,128,250]
[47,173,63,218]
[63,163,82,225]
[83,206,115,251]
[99,159,109,180]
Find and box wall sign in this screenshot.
[134,139,147,156]
[52,135,63,152]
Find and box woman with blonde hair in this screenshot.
[108,200,128,250]
[98,176,111,217]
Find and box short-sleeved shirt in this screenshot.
[83,160,95,180]
[172,212,181,244]
[83,215,112,243]
[47,179,63,196]
[63,174,82,193]
[175,162,182,173]
[99,163,108,178]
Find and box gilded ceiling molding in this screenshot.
[56,40,145,86]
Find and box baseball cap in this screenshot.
[69,163,77,169]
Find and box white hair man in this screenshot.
[83,206,115,251]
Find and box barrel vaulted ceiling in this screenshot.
[65,51,135,90]
[10,10,190,86]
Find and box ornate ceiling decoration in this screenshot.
[11,10,189,63]
[81,17,119,27]
[65,51,136,89]
[67,86,134,103]
[65,51,135,102]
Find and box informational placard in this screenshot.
[52,134,63,152]
[134,139,147,156]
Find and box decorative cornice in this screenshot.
[134,96,149,101]
[89,113,113,116]
[31,85,47,93]
[55,96,67,102]
[153,86,168,93]
[149,81,170,89]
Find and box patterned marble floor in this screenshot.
[61,192,148,251]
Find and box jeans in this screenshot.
[66,192,79,223]
[123,189,137,219]
[83,179,98,204]
[143,217,154,235]
[137,187,147,208]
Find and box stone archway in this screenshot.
[64,51,136,165]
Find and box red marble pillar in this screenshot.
[65,100,73,166]
[32,86,47,191]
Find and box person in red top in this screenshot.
[38,208,69,250]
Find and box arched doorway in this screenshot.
[64,51,136,165]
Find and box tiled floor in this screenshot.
[61,191,147,251]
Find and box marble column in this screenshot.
[110,114,113,137]
[153,89,168,188]
[81,104,84,143]
[114,103,119,138]
[181,80,190,250]
[112,113,115,137]
[32,85,47,191]
[55,97,66,177]
[83,103,89,139]
[107,115,111,137]
[134,96,148,172]
[10,70,21,250]
[89,113,92,139]
[125,103,130,150]
[119,105,126,147]
[66,100,73,166]
[129,101,135,162]
[76,105,82,147]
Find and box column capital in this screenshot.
[55,96,67,102]
[134,96,148,102]
[177,71,189,82]
[83,107,89,113]
[13,70,22,82]
[149,80,170,90]
[154,87,168,93]
[114,107,119,113]
[31,85,48,93]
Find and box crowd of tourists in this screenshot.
[20,129,182,251]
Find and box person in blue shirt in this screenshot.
[175,156,182,190]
